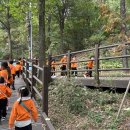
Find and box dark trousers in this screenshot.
[0,98,8,119]
[71,67,77,76]
[21,70,23,75]
[16,71,20,78]
[12,74,15,89]
[86,67,92,77]
[15,124,32,130]
[60,65,67,76]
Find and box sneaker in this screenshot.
[1,117,6,121]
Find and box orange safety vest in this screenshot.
[0,84,12,99]
[0,70,8,83]
[9,64,16,75]
[71,59,77,68]
[87,60,94,69]
[0,69,13,85]
[15,64,21,71]
[9,99,38,128]
[60,57,67,66]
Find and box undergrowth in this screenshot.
[48,79,130,130]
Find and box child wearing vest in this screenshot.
[0,76,12,122]
[60,55,67,76]
[0,61,13,87]
[71,56,78,76]
[84,56,94,77]
[15,62,21,78]
[9,86,38,130]
[9,60,16,90]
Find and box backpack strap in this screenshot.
[19,101,30,113]
[0,89,7,98]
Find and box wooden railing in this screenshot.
[22,42,130,129]
[49,42,130,86]
[22,59,55,130]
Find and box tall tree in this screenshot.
[0,0,12,59]
[39,0,45,67]
[51,0,72,52]
[120,0,126,34]
[120,0,128,68]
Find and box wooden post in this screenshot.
[25,60,29,86]
[26,60,29,79]
[48,53,52,82]
[31,62,35,98]
[94,44,100,86]
[23,60,25,79]
[67,50,71,78]
[122,47,128,68]
[42,66,49,115]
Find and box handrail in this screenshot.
[33,75,43,85]
[22,42,130,129]
[99,68,130,71]
[49,43,130,86]
[33,86,42,100]
[99,55,130,60]
[23,59,55,130]
[33,64,43,71]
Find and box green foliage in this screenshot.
[88,32,106,44]
[101,60,122,69]
[49,79,87,115]
[0,0,130,57]
[49,79,130,129]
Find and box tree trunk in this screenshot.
[60,27,64,52]
[38,0,45,67]
[59,9,65,53]
[120,0,126,34]
[120,0,128,68]
[47,14,51,50]
[6,4,12,59]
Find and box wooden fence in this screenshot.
[49,42,130,85]
[22,42,130,129]
[22,59,55,130]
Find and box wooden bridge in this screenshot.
[47,43,130,89]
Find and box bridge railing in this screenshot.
[49,42,130,86]
[23,59,55,130]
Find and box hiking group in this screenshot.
[51,55,94,77]
[0,58,38,130]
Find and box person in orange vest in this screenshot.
[51,59,56,76]
[71,56,78,76]
[0,61,13,87]
[15,62,21,78]
[60,55,67,76]
[9,86,38,130]
[9,60,16,90]
[19,58,23,75]
[84,56,94,77]
[0,76,12,122]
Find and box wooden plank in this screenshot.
[76,77,129,88]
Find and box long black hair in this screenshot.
[1,61,11,79]
[0,76,5,83]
